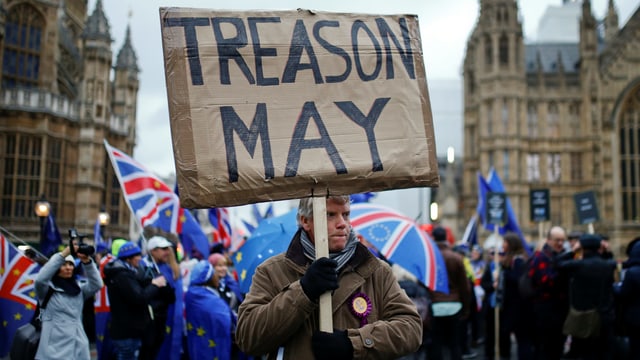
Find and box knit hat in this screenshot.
[190,260,214,286]
[64,255,75,264]
[208,253,226,266]
[111,239,128,257]
[117,241,142,259]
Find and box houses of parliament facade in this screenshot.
[462,0,640,254]
[0,0,138,244]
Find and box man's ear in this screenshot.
[300,215,313,232]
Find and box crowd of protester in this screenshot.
[400,226,640,360]
[22,218,640,360]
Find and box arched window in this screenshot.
[499,33,509,65]
[619,86,640,221]
[2,4,44,88]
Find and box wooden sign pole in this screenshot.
[313,197,332,332]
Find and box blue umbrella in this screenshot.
[233,208,298,293]
[350,203,449,293]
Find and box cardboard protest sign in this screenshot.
[160,8,439,208]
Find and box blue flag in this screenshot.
[155,262,184,360]
[264,203,274,219]
[485,168,532,256]
[179,210,210,259]
[461,215,478,247]
[41,213,62,257]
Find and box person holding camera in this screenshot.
[34,242,103,360]
[104,241,169,359]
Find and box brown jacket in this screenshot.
[237,230,422,359]
[431,242,472,319]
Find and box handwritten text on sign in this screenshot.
[160,9,438,207]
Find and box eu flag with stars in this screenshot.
[0,232,41,357]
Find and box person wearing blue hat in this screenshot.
[184,260,235,360]
[104,241,169,359]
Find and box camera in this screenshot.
[68,228,95,257]
[77,243,95,256]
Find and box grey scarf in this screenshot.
[300,229,358,271]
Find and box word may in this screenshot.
[164,16,416,86]
[222,97,390,182]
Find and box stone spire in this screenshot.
[82,0,111,42]
[115,25,139,73]
[604,0,619,43]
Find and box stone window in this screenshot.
[2,4,44,88]
[619,86,640,221]
[527,153,540,182]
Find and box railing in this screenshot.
[0,87,81,121]
[0,87,133,135]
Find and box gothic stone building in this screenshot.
[462,0,640,255]
[0,0,138,245]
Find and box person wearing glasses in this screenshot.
[140,236,180,360]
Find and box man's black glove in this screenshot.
[300,257,339,301]
[312,330,353,360]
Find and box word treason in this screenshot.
[222,98,390,183]
[163,16,416,86]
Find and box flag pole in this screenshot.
[313,196,332,332]
[493,225,500,360]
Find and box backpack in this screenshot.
[518,258,535,299]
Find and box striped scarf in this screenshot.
[300,229,358,271]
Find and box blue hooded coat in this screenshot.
[184,261,235,360]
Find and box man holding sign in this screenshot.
[236,195,422,359]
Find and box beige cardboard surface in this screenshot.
[160,8,439,208]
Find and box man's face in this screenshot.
[150,247,170,263]
[547,228,566,253]
[301,199,351,253]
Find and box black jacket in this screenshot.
[616,242,640,329]
[559,251,616,321]
[104,259,161,339]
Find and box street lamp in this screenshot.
[34,194,50,250]
[429,202,439,222]
[98,205,110,241]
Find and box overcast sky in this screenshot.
[97,0,637,178]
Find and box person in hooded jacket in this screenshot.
[185,260,236,360]
[34,244,103,360]
[104,241,168,360]
[615,237,640,359]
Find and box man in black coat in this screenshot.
[559,234,617,360]
[104,241,168,359]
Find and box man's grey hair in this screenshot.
[297,195,350,227]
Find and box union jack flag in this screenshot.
[94,254,113,360]
[104,141,209,259]
[208,208,232,249]
[0,232,41,357]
